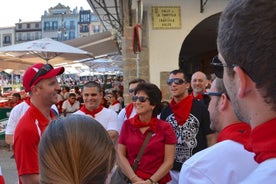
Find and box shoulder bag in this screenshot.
[110,131,153,184]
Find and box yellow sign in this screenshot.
[152,6,181,29]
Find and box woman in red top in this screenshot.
[118,83,177,184]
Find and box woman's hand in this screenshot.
[133,179,152,184]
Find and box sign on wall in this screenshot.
[152,6,181,29]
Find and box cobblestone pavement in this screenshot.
[0,142,18,184]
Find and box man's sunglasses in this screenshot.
[129,89,135,93]
[167,78,186,86]
[203,91,230,100]
[30,64,53,86]
[132,96,150,103]
[211,55,238,79]
[202,91,223,97]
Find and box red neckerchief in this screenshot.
[192,90,207,100]
[217,122,251,145]
[170,95,193,126]
[130,114,157,132]
[80,105,103,118]
[125,103,134,119]
[111,100,120,105]
[245,118,276,163]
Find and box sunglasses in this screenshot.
[202,91,223,97]
[30,64,54,86]
[132,96,150,103]
[203,91,230,100]
[129,89,135,93]
[167,78,186,85]
[211,55,235,79]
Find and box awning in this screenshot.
[64,31,121,59]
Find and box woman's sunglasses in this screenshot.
[132,96,150,102]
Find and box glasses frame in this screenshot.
[29,64,54,86]
[202,91,223,97]
[211,55,236,79]
[167,78,186,86]
[132,95,150,103]
[129,89,135,93]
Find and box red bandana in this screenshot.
[112,100,120,105]
[170,95,193,126]
[217,122,251,145]
[125,103,134,119]
[193,93,203,100]
[80,105,103,118]
[245,118,276,163]
[130,114,157,132]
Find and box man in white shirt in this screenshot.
[117,78,145,132]
[74,81,119,142]
[179,78,257,184]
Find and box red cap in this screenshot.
[23,63,64,92]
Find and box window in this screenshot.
[52,21,58,30]
[35,23,39,28]
[3,36,11,44]
[18,24,22,29]
[27,24,31,28]
[80,25,89,33]
[44,22,50,31]
[18,33,22,41]
[27,33,31,40]
[35,32,39,39]
[94,25,100,33]
[70,21,75,29]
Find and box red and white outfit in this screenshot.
[119,115,177,184]
[118,103,136,133]
[179,122,258,184]
[6,98,58,140]
[13,103,56,184]
[241,118,276,184]
[108,100,121,113]
[74,106,118,133]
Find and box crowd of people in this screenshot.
[1,0,275,183]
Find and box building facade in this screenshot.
[0,27,15,47]
[14,21,42,44]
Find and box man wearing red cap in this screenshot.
[13,63,64,184]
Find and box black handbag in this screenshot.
[110,131,153,184]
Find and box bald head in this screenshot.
[191,71,208,96]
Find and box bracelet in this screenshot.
[148,178,156,184]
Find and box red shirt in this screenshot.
[14,103,55,184]
[119,118,177,183]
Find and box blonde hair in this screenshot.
[39,114,116,184]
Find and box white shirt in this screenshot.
[6,101,59,135]
[117,106,136,133]
[108,103,121,113]
[61,100,80,116]
[241,159,276,184]
[74,107,119,133]
[179,140,258,184]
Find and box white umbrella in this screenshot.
[0,38,93,65]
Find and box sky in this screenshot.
[0,0,91,27]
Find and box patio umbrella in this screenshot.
[0,38,93,66]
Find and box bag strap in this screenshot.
[132,131,153,171]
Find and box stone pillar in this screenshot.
[121,2,149,105]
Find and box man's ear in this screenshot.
[234,66,254,98]
[218,93,228,111]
